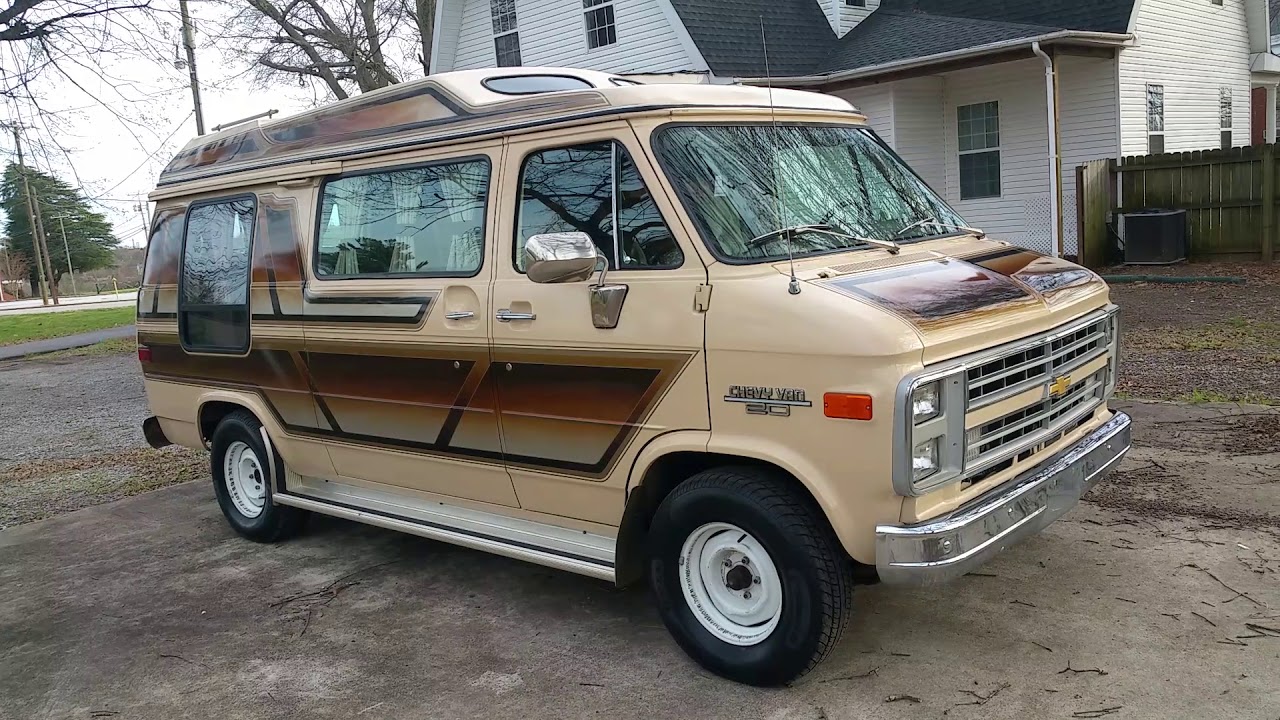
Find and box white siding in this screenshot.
[890,76,945,191]
[450,0,695,73]
[1058,54,1120,253]
[1118,0,1253,155]
[433,0,466,71]
[832,57,1116,255]
[831,85,894,142]
[453,0,495,70]
[942,60,1052,252]
[838,0,880,37]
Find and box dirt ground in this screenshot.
[1108,264,1280,404]
[1,280,1278,718]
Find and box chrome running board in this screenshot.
[275,477,616,582]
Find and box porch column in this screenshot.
[1269,84,1279,144]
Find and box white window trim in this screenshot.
[582,0,618,52]
[1146,83,1165,154]
[957,100,1002,200]
[1219,86,1233,149]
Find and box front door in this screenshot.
[299,142,519,507]
[491,123,709,525]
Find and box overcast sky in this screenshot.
[0,1,326,249]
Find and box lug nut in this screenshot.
[743,591,751,599]
[753,577,761,585]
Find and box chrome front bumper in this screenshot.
[875,411,1132,586]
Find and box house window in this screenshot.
[494,33,521,67]
[1147,84,1165,154]
[583,1,617,49]
[1220,86,1233,149]
[845,0,867,6]
[489,0,516,33]
[957,101,1001,200]
[489,0,521,66]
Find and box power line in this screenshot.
[95,110,194,198]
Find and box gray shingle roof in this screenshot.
[667,0,837,76]
[668,0,1136,79]
[817,9,1059,75]
[887,0,1135,35]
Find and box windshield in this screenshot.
[653,124,969,262]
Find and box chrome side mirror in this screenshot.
[524,232,600,284]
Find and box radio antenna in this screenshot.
[760,17,800,295]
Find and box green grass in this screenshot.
[34,337,135,360]
[1178,388,1280,406]
[1125,317,1280,352]
[0,306,134,346]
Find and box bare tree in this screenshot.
[225,0,427,100]
[0,247,32,300]
[405,0,434,75]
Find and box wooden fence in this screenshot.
[1076,145,1277,267]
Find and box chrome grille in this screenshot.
[966,368,1108,471]
[966,316,1110,407]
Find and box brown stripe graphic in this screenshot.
[142,341,693,478]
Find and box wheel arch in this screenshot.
[615,433,858,588]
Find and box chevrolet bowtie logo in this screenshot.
[1048,375,1072,398]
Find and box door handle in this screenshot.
[495,309,536,322]
[444,310,475,320]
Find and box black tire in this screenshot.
[209,410,308,543]
[648,466,854,686]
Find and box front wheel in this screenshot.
[210,410,308,543]
[648,467,854,686]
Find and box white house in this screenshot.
[432,0,1278,257]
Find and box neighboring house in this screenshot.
[432,0,1274,256]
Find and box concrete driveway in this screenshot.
[2,402,1278,720]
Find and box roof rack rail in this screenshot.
[211,109,279,133]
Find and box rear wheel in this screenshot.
[648,466,854,686]
[210,410,308,543]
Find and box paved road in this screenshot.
[0,325,135,360]
[0,399,1276,719]
[0,291,137,316]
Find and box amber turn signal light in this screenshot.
[824,393,873,420]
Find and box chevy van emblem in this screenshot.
[1048,375,1072,398]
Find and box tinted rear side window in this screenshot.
[180,197,255,353]
[316,159,490,278]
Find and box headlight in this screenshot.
[911,382,941,424]
[895,371,965,497]
[912,438,939,481]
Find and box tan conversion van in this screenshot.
[138,67,1131,685]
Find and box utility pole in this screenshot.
[178,0,206,135]
[136,195,151,247]
[54,216,78,296]
[9,126,53,305]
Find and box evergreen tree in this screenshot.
[0,163,120,291]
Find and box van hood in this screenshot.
[787,241,1109,363]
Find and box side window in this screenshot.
[180,198,254,353]
[316,159,489,278]
[516,141,682,271]
[141,211,185,287]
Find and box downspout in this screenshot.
[1032,41,1062,258]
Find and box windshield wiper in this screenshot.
[893,217,986,240]
[746,224,900,255]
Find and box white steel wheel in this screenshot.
[678,522,783,646]
[223,440,267,519]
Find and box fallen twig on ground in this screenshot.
[1182,563,1265,607]
[884,694,921,704]
[820,667,879,683]
[1191,611,1217,627]
[945,682,1011,715]
[1031,641,1053,652]
[1072,707,1123,718]
[1058,662,1108,676]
